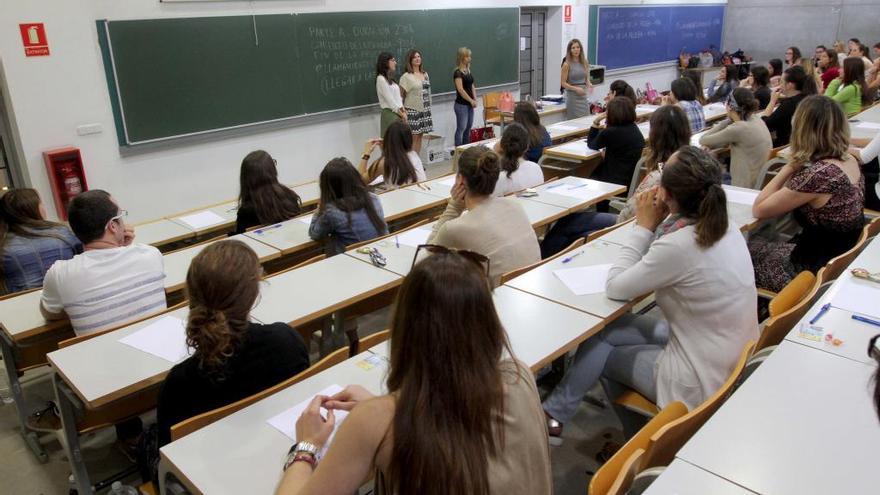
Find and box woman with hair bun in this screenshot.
[700,87,772,188]
[156,240,309,447]
[543,146,758,442]
[427,146,540,286]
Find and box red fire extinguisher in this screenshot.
[59,161,83,205]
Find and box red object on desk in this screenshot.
[43,147,88,220]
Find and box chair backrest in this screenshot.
[483,92,503,122]
[606,448,645,495]
[273,253,326,277]
[640,341,756,469]
[587,218,634,243]
[757,277,819,352]
[499,237,585,285]
[753,157,788,190]
[356,329,390,355]
[819,226,869,282]
[865,216,880,239]
[768,271,816,318]
[588,401,688,495]
[627,157,647,200]
[170,345,350,442]
[58,301,187,349]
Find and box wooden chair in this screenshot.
[356,329,390,354]
[866,216,880,239]
[767,271,816,319]
[605,448,645,495]
[272,253,326,277]
[639,341,756,469]
[587,218,635,243]
[756,274,819,353]
[169,345,351,442]
[588,402,687,495]
[817,226,869,282]
[498,237,585,285]
[753,155,788,190]
[482,92,503,126]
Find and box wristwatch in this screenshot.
[283,441,320,471]
[294,441,320,457]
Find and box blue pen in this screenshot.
[562,251,584,263]
[546,183,566,190]
[809,303,831,324]
[851,314,880,328]
[254,223,282,235]
[395,235,400,248]
[568,184,588,190]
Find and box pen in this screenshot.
[254,223,282,235]
[395,235,399,248]
[562,251,584,264]
[568,184,588,190]
[546,183,566,190]
[851,314,880,328]
[809,303,831,324]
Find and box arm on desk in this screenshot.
[276,397,394,495]
[39,269,66,321]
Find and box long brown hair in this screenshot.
[565,38,588,68]
[318,158,386,233]
[789,95,849,166]
[458,146,501,196]
[238,150,302,225]
[405,49,425,74]
[386,251,515,495]
[644,106,691,173]
[513,102,547,149]
[841,57,870,104]
[498,123,529,178]
[185,240,261,378]
[661,146,728,248]
[379,120,418,185]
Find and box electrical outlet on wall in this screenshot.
[76,123,103,136]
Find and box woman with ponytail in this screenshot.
[700,87,772,188]
[492,122,545,196]
[543,146,757,443]
[156,240,309,447]
[426,145,539,286]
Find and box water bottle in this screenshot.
[108,481,139,495]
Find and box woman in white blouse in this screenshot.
[850,132,880,210]
[376,52,406,137]
[543,146,758,441]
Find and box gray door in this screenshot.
[519,9,546,100]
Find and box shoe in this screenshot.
[545,410,564,446]
[115,434,142,464]
[27,401,61,432]
[595,441,622,464]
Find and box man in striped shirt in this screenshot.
[40,190,166,336]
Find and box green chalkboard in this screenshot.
[98,8,519,146]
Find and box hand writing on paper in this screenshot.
[322,385,375,411]
[635,187,668,232]
[295,395,336,448]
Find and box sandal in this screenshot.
[27,401,61,432]
[545,410,564,446]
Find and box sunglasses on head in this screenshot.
[412,244,491,279]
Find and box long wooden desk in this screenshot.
[643,459,757,494]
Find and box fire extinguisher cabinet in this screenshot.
[43,147,88,220]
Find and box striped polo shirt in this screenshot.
[41,244,166,336]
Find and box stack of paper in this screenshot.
[266,384,349,457]
[118,316,191,363]
[553,264,614,295]
[177,211,226,230]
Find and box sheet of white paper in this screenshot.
[830,278,880,319]
[549,124,580,132]
[437,176,456,187]
[553,264,614,296]
[117,316,191,363]
[394,227,432,248]
[722,187,759,206]
[177,210,226,230]
[856,122,880,130]
[548,182,595,199]
[636,105,660,113]
[296,214,314,225]
[266,384,349,457]
[554,141,594,155]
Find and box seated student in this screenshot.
[514,102,551,162]
[817,48,841,92]
[618,105,692,222]
[707,64,739,103]
[543,146,758,442]
[427,146,539,287]
[825,57,869,115]
[308,158,388,256]
[682,69,707,104]
[358,120,427,189]
[744,65,773,109]
[587,96,646,187]
[277,251,552,495]
[750,96,864,292]
[40,190,165,336]
[492,123,545,196]
[850,132,880,210]
[761,65,815,148]
[855,43,875,78]
[768,58,784,88]
[0,188,81,294]
[156,240,309,447]
[700,88,773,188]
[234,150,302,235]
[785,46,803,68]
[665,78,706,133]
[604,79,638,105]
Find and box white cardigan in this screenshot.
[606,222,759,409]
[376,76,403,111]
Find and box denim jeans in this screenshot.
[453,102,474,146]
[543,313,669,433]
[540,212,618,258]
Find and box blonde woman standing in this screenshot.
[453,47,478,146]
[399,49,433,154]
[561,39,591,119]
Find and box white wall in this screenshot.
[1,0,722,223]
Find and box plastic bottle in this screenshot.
[108,481,139,495]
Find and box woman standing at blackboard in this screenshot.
[376,52,406,137]
[561,39,591,119]
[400,50,433,154]
[453,47,478,146]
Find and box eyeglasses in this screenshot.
[869,334,880,360]
[105,209,128,230]
[412,244,491,279]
